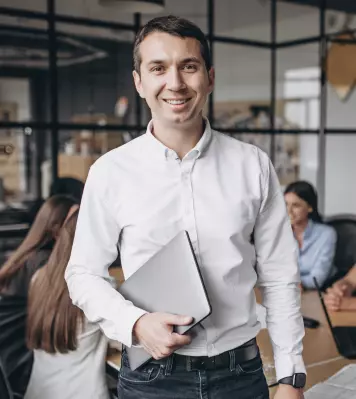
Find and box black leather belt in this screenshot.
[149,338,258,371]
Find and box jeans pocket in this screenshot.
[119,363,163,385]
[236,353,263,375]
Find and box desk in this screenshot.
[258,290,356,397]
[107,269,356,397]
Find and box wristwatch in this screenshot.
[278,373,306,389]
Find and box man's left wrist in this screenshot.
[278,373,306,389]
[278,383,302,391]
[277,383,303,397]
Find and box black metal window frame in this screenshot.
[0,0,356,206]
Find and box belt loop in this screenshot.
[164,354,174,376]
[229,349,236,372]
[187,356,192,372]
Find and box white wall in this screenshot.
[325,88,356,215]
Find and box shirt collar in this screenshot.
[144,117,213,161]
[303,220,314,240]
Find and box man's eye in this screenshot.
[183,64,197,71]
[151,66,164,73]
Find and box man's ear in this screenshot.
[133,70,145,99]
[207,67,215,94]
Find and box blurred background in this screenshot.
[1,0,356,252]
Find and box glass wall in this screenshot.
[276,1,319,42]
[56,24,137,126]
[0,0,356,218]
[0,11,50,202]
[214,0,270,42]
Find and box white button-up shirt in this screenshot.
[65,119,306,380]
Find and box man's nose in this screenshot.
[166,68,186,91]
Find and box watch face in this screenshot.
[294,373,306,388]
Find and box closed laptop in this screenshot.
[118,230,212,370]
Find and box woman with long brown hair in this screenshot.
[0,195,78,296]
[25,210,110,399]
[0,195,78,398]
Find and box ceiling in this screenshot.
[0,0,352,43]
[278,0,356,14]
[0,0,317,37]
[0,0,354,94]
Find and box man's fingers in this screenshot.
[170,332,192,346]
[151,333,192,359]
[162,331,192,348]
[162,314,193,326]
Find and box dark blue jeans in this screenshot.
[117,350,269,399]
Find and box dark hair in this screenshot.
[133,15,212,73]
[50,177,84,203]
[0,195,77,292]
[284,181,322,223]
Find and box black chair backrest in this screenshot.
[0,358,13,399]
[0,295,33,398]
[325,214,356,277]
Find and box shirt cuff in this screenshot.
[120,305,148,348]
[274,353,306,381]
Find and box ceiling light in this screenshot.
[99,0,165,14]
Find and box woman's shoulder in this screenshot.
[313,222,337,241]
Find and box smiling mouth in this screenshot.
[163,99,191,105]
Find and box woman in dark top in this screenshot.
[0,195,78,296]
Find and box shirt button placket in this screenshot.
[181,159,199,258]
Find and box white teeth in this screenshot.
[166,100,187,105]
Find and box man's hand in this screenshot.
[133,313,193,359]
[274,384,304,399]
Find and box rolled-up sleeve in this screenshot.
[65,162,147,346]
[254,152,306,381]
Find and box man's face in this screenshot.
[133,32,214,128]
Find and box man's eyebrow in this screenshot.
[146,60,166,66]
[180,57,201,64]
[146,57,202,66]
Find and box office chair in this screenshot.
[0,295,33,398]
[0,359,13,399]
[324,214,356,287]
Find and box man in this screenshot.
[325,265,356,311]
[65,15,306,399]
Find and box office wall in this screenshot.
[215,82,356,216]
[214,10,356,216]
[325,88,356,215]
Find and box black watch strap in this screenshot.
[279,373,306,388]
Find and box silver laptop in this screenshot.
[118,230,212,370]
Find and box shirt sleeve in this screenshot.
[65,162,147,347]
[254,152,306,381]
[300,228,337,289]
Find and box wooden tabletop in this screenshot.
[107,268,356,396]
[258,290,356,396]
